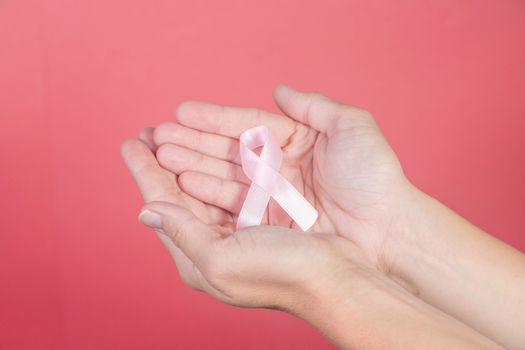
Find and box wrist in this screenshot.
[292,236,427,349]
[381,181,525,350]
[380,181,444,291]
[382,180,489,297]
[298,245,387,348]
[297,248,504,350]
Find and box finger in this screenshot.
[122,139,207,288]
[139,201,222,270]
[179,171,248,215]
[273,84,367,136]
[156,144,249,185]
[138,127,158,152]
[122,138,231,226]
[154,121,241,164]
[175,101,296,144]
[120,138,180,203]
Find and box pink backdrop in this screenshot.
[1,1,524,349]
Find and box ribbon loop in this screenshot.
[236,126,318,231]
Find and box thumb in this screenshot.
[273,84,369,135]
[138,201,220,266]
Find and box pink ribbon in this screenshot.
[236,126,318,231]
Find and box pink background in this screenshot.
[1,1,524,349]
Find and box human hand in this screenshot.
[152,85,411,270]
[137,200,366,310]
[120,135,371,311]
[131,202,504,350]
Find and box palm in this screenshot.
[273,115,404,248]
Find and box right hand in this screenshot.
[152,85,413,272]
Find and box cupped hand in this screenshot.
[152,85,412,268]
[137,200,370,311]
[120,137,372,311]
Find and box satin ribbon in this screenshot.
[236,126,318,231]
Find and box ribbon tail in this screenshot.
[271,178,319,231]
[236,183,270,230]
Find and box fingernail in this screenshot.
[138,209,162,229]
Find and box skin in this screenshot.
[121,85,524,349]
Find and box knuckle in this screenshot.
[168,221,189,249]
[153,121,175,144]
[309,91,328,105]
[344,105,372,119]
[155,143,170,162]
[341,106,376,126]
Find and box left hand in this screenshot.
[121,136,371,311]
[137,200,366,311]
